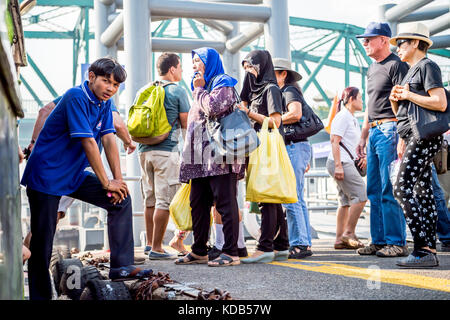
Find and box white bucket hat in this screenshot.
[390,22,433,47]
[272,58,302,81]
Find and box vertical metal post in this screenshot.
[123,0,151,245]
[263,0,291,60]
[379,3,397,37]
[345,35,350,88]
[84,6,90,63]
[223,22,241,90]
[94,0,110,59]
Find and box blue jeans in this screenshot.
[282,141,312,247]
[367,122,406,246]
[432,164,450,244]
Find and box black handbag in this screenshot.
[282,91,324,142]
[404,59,450,141]
[339,141,366,177]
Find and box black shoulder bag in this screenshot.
[282,86,324,143]
[339,141,366,177]
[403,59,450,141]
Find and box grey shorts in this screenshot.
[326,159,367,207]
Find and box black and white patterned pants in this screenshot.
[393,134,443,250]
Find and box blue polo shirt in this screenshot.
[21,81,116,196]
[53,95,118,113]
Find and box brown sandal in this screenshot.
[341,236,365,249]
[174,252,207,265]
[208,253,240,267]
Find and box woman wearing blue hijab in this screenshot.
[177,47,244,267]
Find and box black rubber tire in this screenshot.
[55,258,83,297]
[50,248,63,295]
[60,265,103,300]
[80,279,132,300]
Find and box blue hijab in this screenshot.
[191,47,237,91]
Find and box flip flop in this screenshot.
[208,253,240,267]
[174,252,207,265]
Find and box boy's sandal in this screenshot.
[111,267,153,281]
[208,253,240,267]
[174,252,207,265]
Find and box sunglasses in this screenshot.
[362,37,379,44]
[396,39,410,48]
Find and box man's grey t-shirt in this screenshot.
[366,53,409,122]
[138,81,191,153]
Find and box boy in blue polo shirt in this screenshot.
[21,58,151,300]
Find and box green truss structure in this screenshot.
[20,0,450,108]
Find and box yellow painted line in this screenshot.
[270,260,450,293]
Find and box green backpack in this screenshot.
[127,81,175,143]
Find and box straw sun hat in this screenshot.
[272,58,302,81]
[390,22,433,47]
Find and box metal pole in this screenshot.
[100,11,123,48]
[263,0,291,60]
[117,38,226,53]
[430,34,450,49]
[384,0,435,22]
[398,4,449,23]
[94,0,111,59]
[123,0,151,245]
[429,12,450,36]
[148,0,271,22]
[225,23,264,54]
[223,22,241,91]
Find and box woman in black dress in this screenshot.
[238,50,290,263]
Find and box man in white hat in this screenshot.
[355,22,409,258]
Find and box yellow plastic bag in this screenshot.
[169,182,192,231]
[246,118,298,204]
[169,181,213,231]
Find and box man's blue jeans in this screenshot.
[282,141,312,247]
[367,122,406,246]
[432,164,450,245]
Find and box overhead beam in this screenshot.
[148,0,271,22]
[429,12,450,36]
[117,37,226,53]
[289,16,364,35]
[34,0,94,7]
[195,19,235,35]
[430,35,450,49]
[100,11,123,47]
[384,0,435,22]
[398,4,449,23]
[226,23,264,53]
